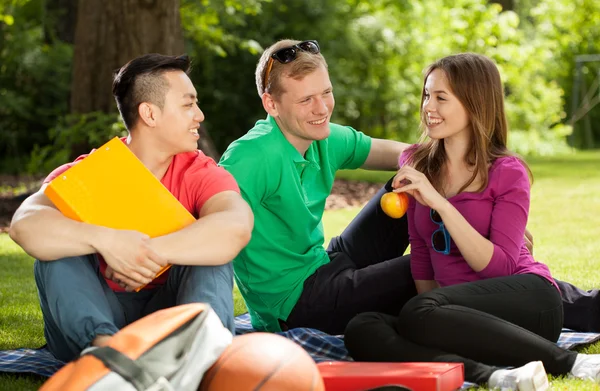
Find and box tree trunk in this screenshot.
[44,0,78,44]
[70,0,184,115]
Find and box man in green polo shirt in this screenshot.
[219,39,417,333]
[220,39,600,335]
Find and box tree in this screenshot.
[528,0,600,149]
[0,0,73,173]
[43,0,77,44]
[70,0,184,115]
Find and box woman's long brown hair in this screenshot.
[408,53,531,195]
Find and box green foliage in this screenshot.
[509,125,573,156]
[328,0,572,155]
[26,112,126,175]
[181,0,268,57]
[527,0,600,149]
[0,0,72,173]
[0,0,597,175]
[179,0,574,155]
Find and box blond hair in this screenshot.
[255,39,328,98]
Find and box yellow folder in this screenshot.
[45,137,196,288]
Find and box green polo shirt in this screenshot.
[219,115,371,332]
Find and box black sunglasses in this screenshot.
[430,209,451,255]
[263,40,320,91]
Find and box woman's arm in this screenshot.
[395,153,435,291]
[394,158,530,275]
[434,199,494,271]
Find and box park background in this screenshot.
[1,0,600,390]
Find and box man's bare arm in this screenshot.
[9,186,103,260]
[9,185,166,285]
[150,190,254,266]
[361,138,411,171]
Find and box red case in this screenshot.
[317,362,464,391]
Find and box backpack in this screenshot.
[40,303,232,391]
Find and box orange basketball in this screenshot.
[199,332,325,391]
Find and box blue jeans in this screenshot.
[34,254,234,362]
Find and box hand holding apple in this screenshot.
[392,166,446,210]
[380,192,409,218]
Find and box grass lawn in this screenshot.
[1,151,600,390]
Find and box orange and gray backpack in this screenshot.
[40,303,232,391]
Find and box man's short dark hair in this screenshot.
[112,53,191,130]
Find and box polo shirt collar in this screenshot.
[266,115,320,169]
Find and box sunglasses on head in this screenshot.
[263,40,321,92]
[430,208,451,255]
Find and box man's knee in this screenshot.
[34,255,97,287]
[213,262,234,286]
[345,312,393,361]
[183,262,233,283]
[174,263,235,331]
[206,263,235,331]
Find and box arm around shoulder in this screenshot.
[362,138,412,171]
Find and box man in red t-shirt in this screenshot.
[9,54,254,362]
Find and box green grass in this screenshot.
[1,151,600,390]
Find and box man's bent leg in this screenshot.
[327,177,410,268]
[34,255,125,362]
[285,252,416,335]
[145,263,235,333]
[558,279,600,332]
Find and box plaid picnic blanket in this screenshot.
[234,313,350,361]
[1,313,599,383]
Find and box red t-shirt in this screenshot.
[43,140,240,291]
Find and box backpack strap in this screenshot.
[84,346,156,390]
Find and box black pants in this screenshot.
[285,179,600,334]
[284,181,417,334]
[558,280,600,332]
[345,274,577,384]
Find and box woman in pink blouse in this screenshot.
[344,53,600,390]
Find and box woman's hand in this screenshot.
[392,166,447,210]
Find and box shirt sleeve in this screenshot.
[43,153,91,184]
[477,157,531,279]
[188,154,240,213]
[43,164,74,184]
[327,125,372,171]
[408,198,435,281]
[398,144,418,167]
